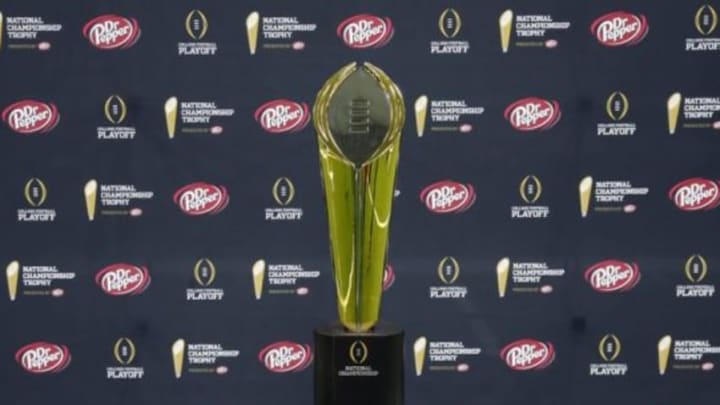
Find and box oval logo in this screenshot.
[669,178,720,211]
[519,175,542,204]
[194,258,216,287]
[104,95,127,124]
[439,8,462,39]
[174,182,230,215]
[591,11,649,47]
[437,256,460,285]
[337,14,394,49]
[95,263,151,296]
[83,15,141,50]
[349,340,368,365]
[598,334,622,362]
[272,177,295,206]
[383,264,396,291]
[606,91,629,121]
[420,180,476,214]
[584,260,640,293]
[114,337,136,365]
[685,254,708,283]
[504,98,561,131]
[500,339,555,371]
[2,100,60,134]
[695,5,718,36]
[185,10,208,40]
[259,341,313,373]
[16,342,71,374]
[255,99,310,134]
[24,178,48,207]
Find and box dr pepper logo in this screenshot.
[95,264,151,296]
[504,98,561,131]
[16,342,71,374]
[591,11,649,47]
[2,100,60,134]
[669,178,720,211]
[337,14,394,49]
[174,182,230,215]
[584,260,640,293]
[254,100,310,134]
[83,15,141,49]
[259,341,313,373]
[501,339,555,371]
[421,181,476,214]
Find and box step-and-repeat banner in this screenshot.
[1,0,719,404]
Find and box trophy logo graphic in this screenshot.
[0,12,4,50]
[519,175,542,204]
[272,177,295,206]
[499,10,514,53]
[246,11,259,55]
[685,254,708,283]
[252,259,266,300]
[439,8,462,39]
[172,339,186,379]
[579,176,593,218]
[437,256,460,285]
[194,258,216,287]
[185,10,208,40]
[6,260,19,301]
[413,337,427,376]
[658,335,672,375]
[496,257,510,298]
[606,91,629,121]
[84,179,98,221]
[414,95,428,137]
[695,5,718,36]
[114,337,137,366]
[598,334,621,362]
[24,178,48,207]
[349,340,369,365]
[667,92,682,135]
[104,95,127,124]
[164,97,178,139]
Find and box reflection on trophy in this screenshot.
[496,257,510,298]
[165,97,178,139]
[658,335,672,375]
[252,259,266,300]
[667,93,682,135]
[6,260,19,302]
[84,179,98,221]
[313,62,405,405]
[413,337,427,376]
[414,95,428,137]
[579,176,593,218]
[172,339,186,379]
[499,10,514,53]
[246,12,260,55]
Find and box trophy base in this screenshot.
[314,321,404,405]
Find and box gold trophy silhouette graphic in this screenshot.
[312,62,405,405]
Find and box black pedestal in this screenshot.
[314,322,404,405]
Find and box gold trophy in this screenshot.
[252,259,265,300]
[658,335,672,375]
[84,179,98,221]
[164,97,178,139]
[6,260,19,302]
[313,62,405,405]
[667,93,682,135]
[172,339,185,379]
[579,176,593,218]
[496,257,510,298]
[413,337,427,376]
[246,12,259,55]
[499,10,514,53]
[414,95,428,137]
